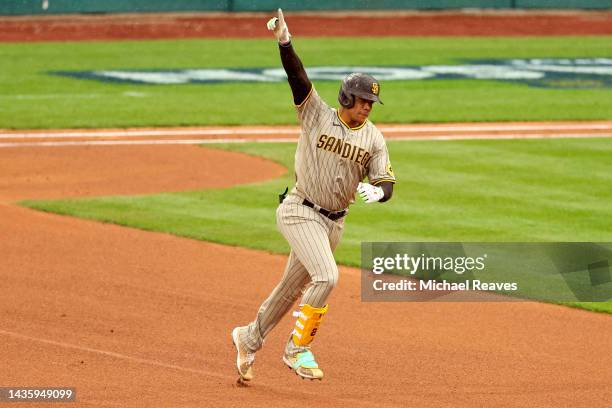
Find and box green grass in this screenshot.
[21,138,612,312]
[1,36,611,128]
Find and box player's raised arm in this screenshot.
[266,9,312,106]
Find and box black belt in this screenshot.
[302,199,346,221]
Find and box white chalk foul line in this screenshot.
[383,123,612,132]
[0,138,294,148]
[0,129,299,139]
[0,328,229,380]
[0,94,104,101]
[390,133,612,141]
[2,123,612,139]
[0,92,149,100]
[1,133,611,148]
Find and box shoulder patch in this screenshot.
[386,162,395,178]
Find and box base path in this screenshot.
[0,124,611,407]
[2,121,612,148]
[1,10,611,42]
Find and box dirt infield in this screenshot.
[1,10,612,42]
[0,145,285,202]
[1,124,611,407]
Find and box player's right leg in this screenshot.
[232,250,310,381]
[277,199,340,308]
[240,251,310,349]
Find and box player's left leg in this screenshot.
[280,214,345,380]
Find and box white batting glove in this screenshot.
[266,8,291,45]
[357,182,385,204]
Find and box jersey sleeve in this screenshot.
[296,86,328,126]
[367,134,396,186]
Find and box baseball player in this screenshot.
[232,9,395,382]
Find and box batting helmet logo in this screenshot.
[371,82,379,95]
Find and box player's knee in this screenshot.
[312,268,339,291]
[327,270,339,289]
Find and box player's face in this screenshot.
[348,96,374,124]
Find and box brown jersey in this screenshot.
[293,86,396,211]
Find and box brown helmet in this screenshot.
[338,73,383,108]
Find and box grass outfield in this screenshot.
[0,36,611,129]
[22,138,612,313]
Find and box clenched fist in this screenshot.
[357,182,385,204]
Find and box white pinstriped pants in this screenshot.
[242,192,344,352]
